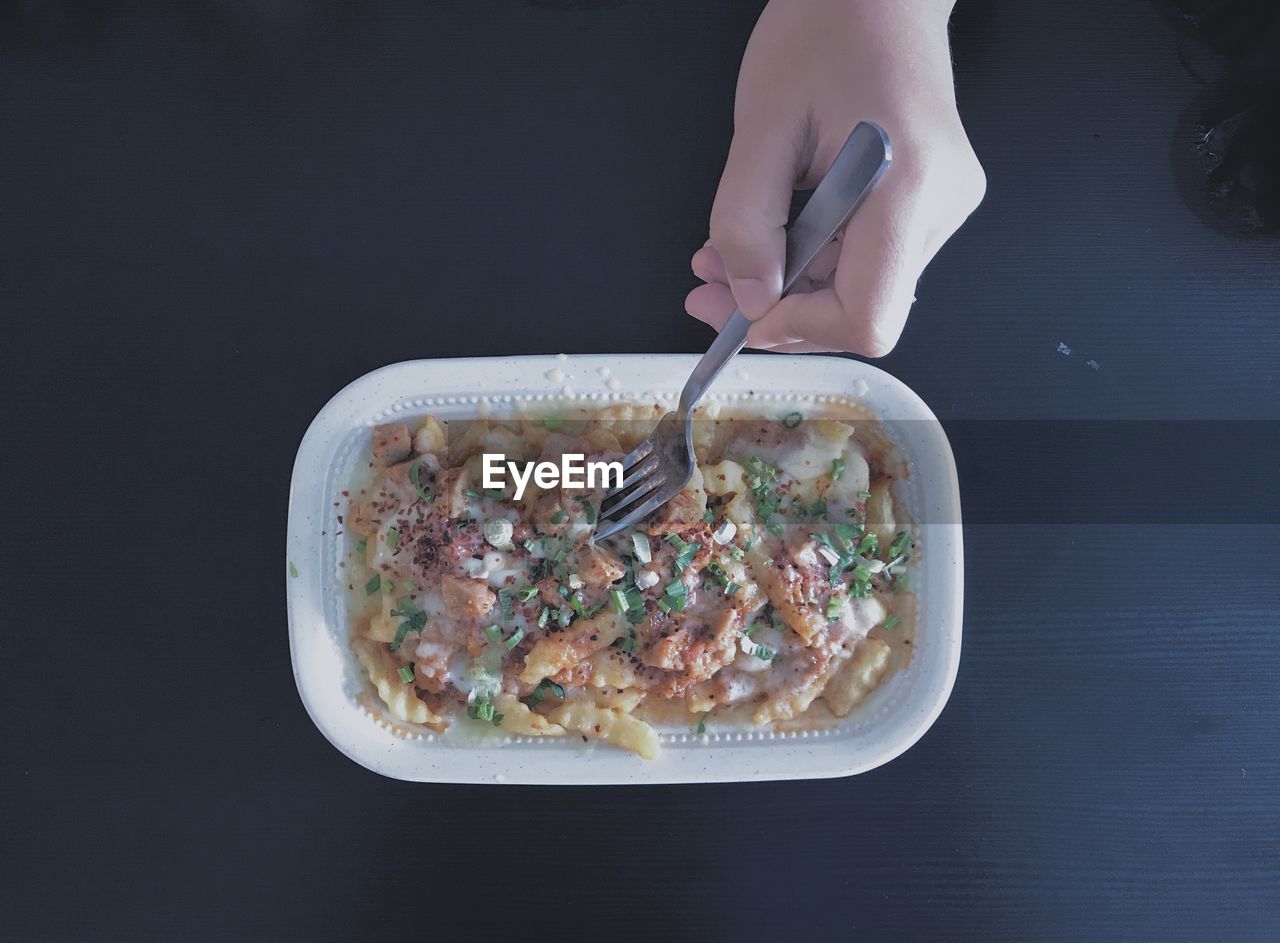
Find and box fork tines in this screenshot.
[600,448,663,522]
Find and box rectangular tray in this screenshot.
[286,354,962,784]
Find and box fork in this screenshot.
[593,121,893,542]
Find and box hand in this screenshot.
[686,0,986,356]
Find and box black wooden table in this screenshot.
[3,2,1277,939]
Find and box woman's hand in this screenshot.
[686,0,985,356]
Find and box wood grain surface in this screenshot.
[1,1,1276,940]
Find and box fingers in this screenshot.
[691,122,986,358]
[755,339,830,354]
[684,280,737,331]
[742,159,928,357]
[690,198,919,356]
[707,121,802,319]
[690,244,727,285]
[694,238,841,292]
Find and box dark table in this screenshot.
[3,1,1277,940]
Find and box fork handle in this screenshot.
[677,121,892,418]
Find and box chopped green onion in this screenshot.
[765,519,784,537]
[390,596,420,616]
[365,574,382,595]
[355,538,367,556]
[679,543,702,569]
[386,621,412,649]
[711,520,737,546]
[826,596,842,621]
[622,588,646,624]
[484,488,504,499]
[288,561,299,578]
[483,517,514,549]
[696,715,707,735]
[740,633,775,660]
[485,624,503,642]
[498,588,514,619]
[667,535,701,572]
[658,593,686,613]
[782,412,803,428]
[889,531,912,558]
[491,712,504,726]
[832,523,860,548]
[810,499,827,519]
[705,562,738,597]
[616,631,637,653]
[504,626,525,650]
[382,578,395,594]
[831,458,846,480]
[730,547,745,561]
[523,539,536,553]
[857,490,871,501]
[631,532,652,563]
[881,614,901,630]
[612,588,629,614]
[857,532,879,556]
[583,503,597,524]
[523,678,566,707]
[389,610,426,649]
[755,489,781,518]
[409,461,432,502]
[516,586,539,602]
[537,607,550,628]
[386,528,399,551]
[462,488,482,499]
[543,415,565,431]
[397,664,415,683]
[550,509,566,525]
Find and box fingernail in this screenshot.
[731,277,773,319]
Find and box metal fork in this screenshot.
[593,121,892,542]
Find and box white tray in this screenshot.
[286,354,962,784]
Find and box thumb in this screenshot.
[708,122,799,319]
